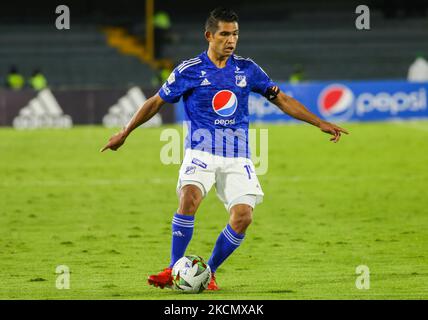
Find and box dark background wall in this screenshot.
[2,0,426,24]
[0,0,427,88]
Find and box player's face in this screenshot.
[208,21,239,57]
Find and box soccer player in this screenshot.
[101,7,348,291]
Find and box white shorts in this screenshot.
[176,149,264,212]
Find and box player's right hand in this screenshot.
[319,120,349,143]
[100,131,127,152]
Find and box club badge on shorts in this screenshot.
[184,166,196,175]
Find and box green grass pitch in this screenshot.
[0,121,427,299]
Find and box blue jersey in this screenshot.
[158,51,276,158]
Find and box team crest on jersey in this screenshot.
[212,90,238,117]
[235,75,247,88]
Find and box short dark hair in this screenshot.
[205,7,239,34]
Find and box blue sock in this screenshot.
[169,213,195,268]
[207,224,245,273]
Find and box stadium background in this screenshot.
[1,0,427,127]
[0,0,427,299]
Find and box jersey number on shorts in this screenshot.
[244,164,253,180]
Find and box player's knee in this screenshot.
[178,185,203,215]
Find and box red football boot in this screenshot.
[207,273,219,291]
[147,267,173,289]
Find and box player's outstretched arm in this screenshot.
[100,93,166,152]
[272,91,349,143]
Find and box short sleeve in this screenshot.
[158,68,192,103]
[250,61,277,96]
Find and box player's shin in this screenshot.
[207,224,245,273]
[169,213,195,268]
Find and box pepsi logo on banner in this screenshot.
[318,84,355,121]
[212,90,238,117]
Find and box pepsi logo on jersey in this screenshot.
[214,118,235,125]
[212,90,238,117]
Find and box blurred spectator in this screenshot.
[153,11,171,59]
[151,64,173,87]
[29,69,48,91]
[289,64,304,84]
[407,55,428,82]
[5,65,25,90]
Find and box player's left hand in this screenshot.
[319,121,349,143]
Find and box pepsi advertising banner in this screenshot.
[174,80,428,123]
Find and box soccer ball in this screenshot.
[172,255,211,293]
